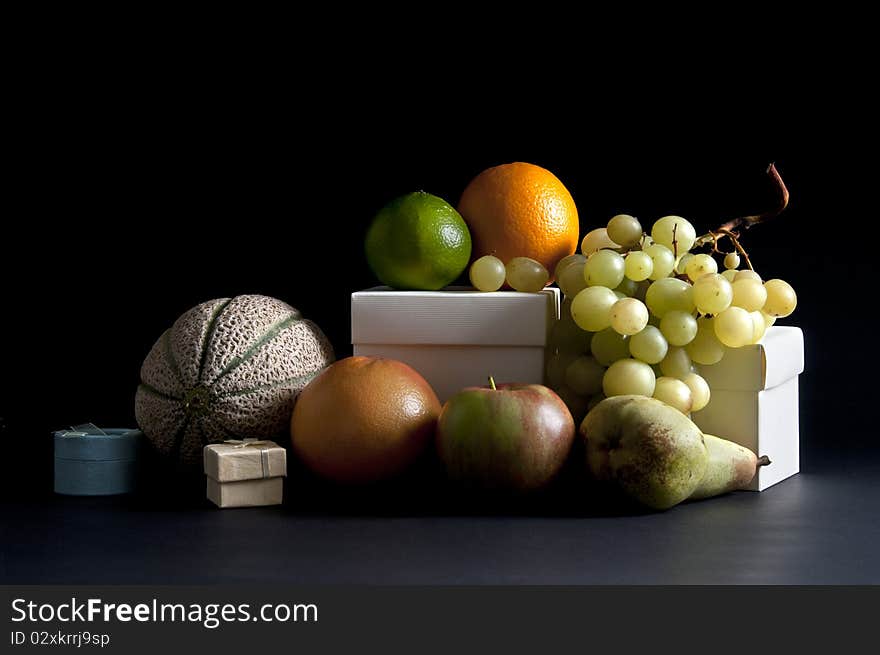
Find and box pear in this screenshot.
[580,395,708,510]
[690,434,771,500]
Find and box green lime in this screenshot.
[365,191,472,290]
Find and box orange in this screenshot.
[290,356,441,484]
[458,162,579,281]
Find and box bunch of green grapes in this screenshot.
[545,214,798,424]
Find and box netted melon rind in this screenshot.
[200,295,301,387]
[210,376,317,441]
[178,418,212,465]
[211,319,335,396]
[134,388,186,456]
[169,297,230,388]
[139,330,185,398]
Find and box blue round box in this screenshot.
[53,428,143,495]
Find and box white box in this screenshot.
[351,286,561,403]
[692,326,804,491]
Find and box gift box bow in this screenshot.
[223,439,274,478]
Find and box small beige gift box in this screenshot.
[203,439,287,508]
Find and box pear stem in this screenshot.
[488,376,497,391]
[757,455,771,468]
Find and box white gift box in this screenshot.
[351,286,561,403]
[692,326,804,491]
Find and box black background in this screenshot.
[1,41,876,492]
[1,25,879,588]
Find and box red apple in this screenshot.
[436,378,575,491]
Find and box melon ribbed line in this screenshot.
[207,312,302,387]
[196,297,234,385]
[216,370,319,399]
[169,416,191,463]
[137,382,182,402]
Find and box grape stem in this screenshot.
[715,228,755,271]
[718,163,789,233]
[488,376,497,391]
[693,163,790,272]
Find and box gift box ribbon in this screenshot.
[223,439,273,478]
[59,423,108,438]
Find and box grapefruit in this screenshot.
[290,356,441,483]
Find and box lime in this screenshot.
[365,191,472,290]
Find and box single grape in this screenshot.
[645,277,695,317]
[571,286,618,332]
[750,310,767,344]
[659,310,698,346]
[550,315,592,354]
[682,372,711,412]
[469,255,506,292]
[615,277,639,297]
[609,297,649,336]
[653,377,693,414]
[629,325,669,364]
[624,250,654,282]
[763,279,797,317]
[644,243,676,280]
[721,269,738,282]
[607,214,643,247]
[506,257,549,293]
[603,359,656,398]
[555,385,590,424]
[584,249,626,288]
[564,355,606,396]
[591,327,631,366]
[545,351,578,389]
[734,269,762,283]
[554,253,587,281]
[731,278,768,312]
[686,316,725,365]
[685,253,718,282]
[581,228,620,256]
[651,216,697,254]
[558,261,588,298]
[659,346,692,379]
[724,252,740,270]
[714,306,754,348]
[692,273,733,315]
[675,253,694,275]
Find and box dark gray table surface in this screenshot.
[2,453,878,585]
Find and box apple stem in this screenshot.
[488,376,497,391]
[757,455,771,468]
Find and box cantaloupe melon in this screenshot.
[135,295,334,465]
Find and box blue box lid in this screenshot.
[54,427,143,461]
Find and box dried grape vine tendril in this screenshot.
[693,163,790,271]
